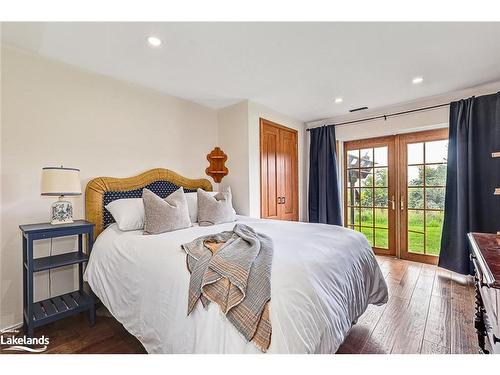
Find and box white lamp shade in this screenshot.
[41,167,82,196]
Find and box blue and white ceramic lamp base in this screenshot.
[50,197,74,225]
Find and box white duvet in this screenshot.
[84,216,388,354]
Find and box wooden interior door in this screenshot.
[343,136,397,256]
[260,121,281,220]
[260,118,298,221]
[279,128,298,220]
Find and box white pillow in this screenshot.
[185,191,218,223]
[105,198,145,231]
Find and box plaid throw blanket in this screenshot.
[181,224,273,352]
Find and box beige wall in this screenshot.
[217,101,250,215]
[0,46,219,330]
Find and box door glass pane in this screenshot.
[374,147,388,167]
[408,166,423,186]
[408,142,424,164]
[375,208,388,228]
[360,188,373,207]
[408,232,425,253]
[360,226,374,247]
[361,208,373,226]
[426,211,444,255]
[347,207,360,226]
[374,168,388,187]
[408,210,424,233]
[347,150,359,168]
[360,148,373,167]
[425,188,445,209]
[347,188,360,206]
[425,165,447,186]
[375,228,389,249]
[425,140,448,163]
[360,169,373,187]
[374,188,388,207]
[407,188,424,209]
[348,169,360,187]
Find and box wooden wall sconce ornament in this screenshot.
[206,147,229,183]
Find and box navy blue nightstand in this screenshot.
[19,220,96,337]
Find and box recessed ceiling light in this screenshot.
[334,97,343,104]
[412,76,424,84]
[147,36,162,47]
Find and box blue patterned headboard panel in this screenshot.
[103,180,196,228]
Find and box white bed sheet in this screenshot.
[84,216,388,353]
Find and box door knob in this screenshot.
[277,197,282,204]
[282,196,286,204]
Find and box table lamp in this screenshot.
[41,166,82,224]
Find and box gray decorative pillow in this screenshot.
[197,186,236,226]
[142,187,191,235]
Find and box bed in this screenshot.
[83,168,388,353]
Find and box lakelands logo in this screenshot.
[0,329,49,353]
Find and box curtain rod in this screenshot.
[306,102,450,131]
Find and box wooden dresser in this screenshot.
[468,232,500,354]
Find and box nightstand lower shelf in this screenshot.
[25,251,89,272]
[20,220,96,337]
[26,290,94,327]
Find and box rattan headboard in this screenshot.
[85,168,213,239]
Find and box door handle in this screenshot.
[277,197,282,204]
[282,196,286,205]
[400,197,405,211]
[389,195,395,210]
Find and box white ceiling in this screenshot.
[2,22,500,122]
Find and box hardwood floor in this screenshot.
[337,256,478,354]
[3,312,146,354]
[3,256,477,354]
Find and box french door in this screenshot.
[343,129,448,264]
[399,129,448,264]
[344,136,397,256]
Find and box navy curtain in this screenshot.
[308,125,342,225]
[439,92,500,274]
